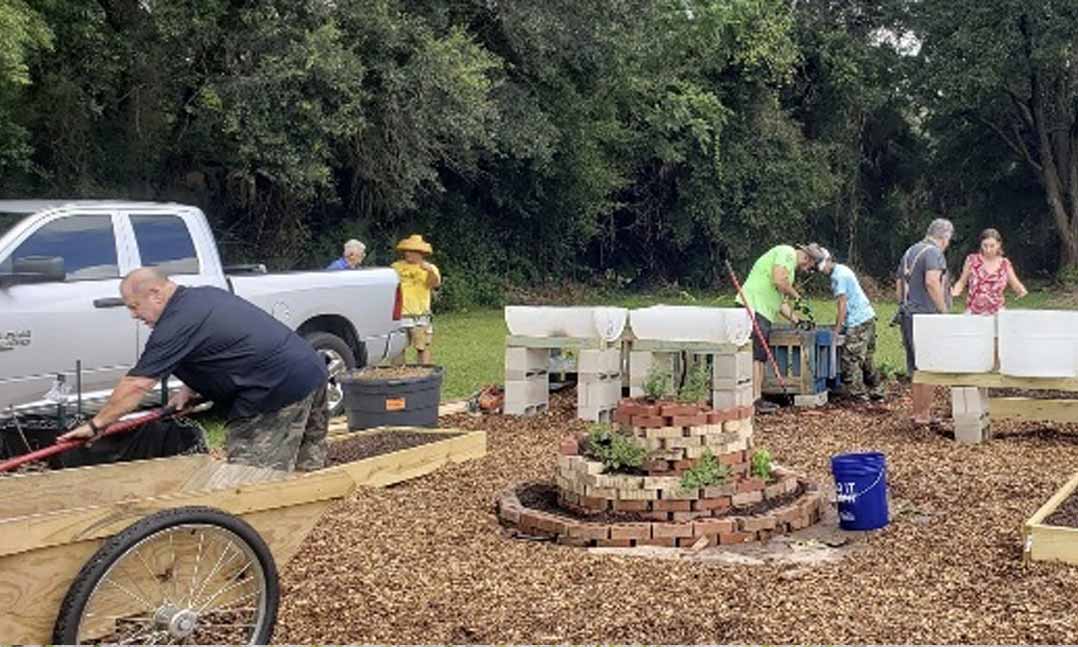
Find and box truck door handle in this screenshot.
[93,297,125,309]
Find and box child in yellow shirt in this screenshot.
[391,235,442,365]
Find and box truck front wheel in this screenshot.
[304,331,356,418]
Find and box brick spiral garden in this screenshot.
[496,399,824,548]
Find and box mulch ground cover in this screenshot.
[278,383,1078,643]
[326,431,458,466]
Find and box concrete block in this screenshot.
[504,376,550,416]
[578,348,622,375]
[505,347,549,372]
[954,413,990,445]
[712,384,754,410]
[951,387,989,418]
[711,350,753,389]
[794,392,828,408]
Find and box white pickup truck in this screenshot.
[0,200,406,418]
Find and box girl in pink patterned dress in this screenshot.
[951,228,1028,315]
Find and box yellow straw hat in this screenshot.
[396,234,433,255]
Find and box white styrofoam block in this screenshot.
[913,314,996,374]
[999,309,1078,378]
[629,306,752,345]
[505,306,628,341]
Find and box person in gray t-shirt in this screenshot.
[896,218,954,426]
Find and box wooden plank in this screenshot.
[628,340,746,353]
[0,498,336,645]
[0,454,211,521]
[181,461,291,491]
[1027,471,1078,528]
[0,468,355,559]
[1025,468,1078,566]
[505,335,608,350]
[1028,523,1078,566]
[0,537,100,644]
[915,371,1078,392]
[325,428,486,488]
[990,397,1078,424]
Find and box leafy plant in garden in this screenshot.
[680,450,731,489]
[677,360,710,404]
[585,424,646,473]
[643,365,673,401]
[750,448,773,481]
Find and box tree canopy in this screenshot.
[1,0,1073,307]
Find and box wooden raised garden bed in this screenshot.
[323,426,486,488]
[1024,470,1078,566]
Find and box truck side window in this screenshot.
[131,214,200,274]
[6,215,119,281]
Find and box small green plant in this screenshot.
[750,448,774,481]
[585,423,647,473]
[877,358,902,381]
[677,360,710,403]
[643,364,673,401]
[680,449,732,489]
[793,297,816,330]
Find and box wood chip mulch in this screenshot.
[277,384,1078,643]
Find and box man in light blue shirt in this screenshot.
[819,248,883,401]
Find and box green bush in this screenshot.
[643,365,673,401]
[678,360,710,404]
[584,424,647,473]
[680,449,731,489]
[750,449,773,481]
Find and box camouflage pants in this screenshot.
[225,383,328,472]
[840,319,883,397]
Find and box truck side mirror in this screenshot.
[0,255,65,287]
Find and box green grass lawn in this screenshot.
[430,287,1067,401]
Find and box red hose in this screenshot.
[0,405,177,473]
[725,260,788,394]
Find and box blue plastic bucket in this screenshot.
[830,451,889,531]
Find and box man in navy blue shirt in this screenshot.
[61,267,330,471]
[326,239,366,270]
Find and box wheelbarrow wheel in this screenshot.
[53,506,279,645]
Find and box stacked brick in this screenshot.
[503,347,550,416]
[576,349,623,422]
[555,452,801,521]
[496,481,823,548]
[612,400,755,475]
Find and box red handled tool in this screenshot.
[0,404,187,473]
[725,259,789,394]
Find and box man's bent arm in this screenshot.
[771,266,801,300]
[92,376,158,427]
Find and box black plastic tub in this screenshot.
[339,365,444,430]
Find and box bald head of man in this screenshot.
[120,267,177,327]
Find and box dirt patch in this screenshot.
[326,431,460,465]
[348,366,436,381]
[1043,490,1078,527]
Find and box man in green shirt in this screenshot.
[736,244,822,413]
